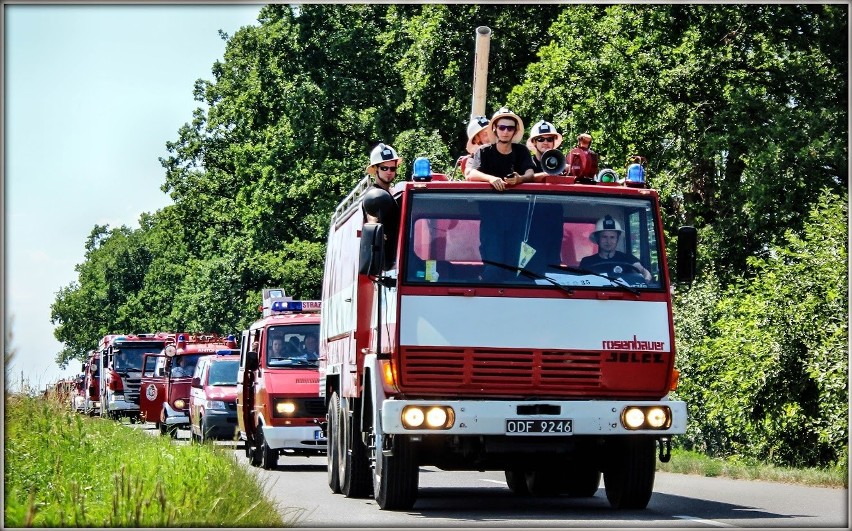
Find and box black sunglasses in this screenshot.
[496,124,516,131]
[378,165,398,172]
[534,136,556,143]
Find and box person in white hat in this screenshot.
[465,107,534,191]
[365,142,403,193]
[580,215,653,282]
[526,120,564,180]
[455,115,491,178]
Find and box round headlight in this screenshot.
[623,407,645,429]
[425,407,448,428]
[646,407,668,428]
[173,399,186,410]
[402,407,425,428]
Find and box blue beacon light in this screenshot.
[412,157,432,182]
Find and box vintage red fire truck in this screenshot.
[98,333,172,422]
[319,161,697,509]
[81,350,101,416]
[139,333,238,437]
[237,288,326,470]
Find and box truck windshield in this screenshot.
[113,343,165,372]
[403,191,662,289]
[207,360,239,386]
[266,324,320,368]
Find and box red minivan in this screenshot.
[189,352,240,443]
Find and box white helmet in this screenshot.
[366,143,403,176]
[526,120,564,151]
[487,107,525,144]
[589,215,623,243]
[466,115,491,154]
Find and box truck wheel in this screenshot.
[373,433,419,510]
[327,393,342,493]
[259,428,278,470]
[603,436,656,509]
[525,469,563,496]
[339,396,371,498]
[504,469,530,495]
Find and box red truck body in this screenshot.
[237,288,326,469]
[319,173,696,510]
[139,333,238,437]
[98,333,171,422]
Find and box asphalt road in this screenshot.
[148,424,849,528]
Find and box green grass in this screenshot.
[4,393,288,527]
[657,448,848,489]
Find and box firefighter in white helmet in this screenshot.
[365,142,403,193]
[580,215,653,282]
[526,120,564,180]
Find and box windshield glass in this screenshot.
[266,324,320,368]
[207,360,239,386]
[403,191,662,289]
[113,342,166,372]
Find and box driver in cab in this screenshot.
[580,215,653,282]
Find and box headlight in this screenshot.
[621,406,672,430]
[275,401,296,415]
[173,399,186,410]
[401,405,454,429]
[206,400,226,410]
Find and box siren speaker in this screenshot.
[540,149,566,175]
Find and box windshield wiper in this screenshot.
[481,260,574,296]
[546,263,640,296]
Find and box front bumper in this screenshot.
[163,401,189,427]
[200,410,238,439]
[262,425,327,450]
[381,399,687,436]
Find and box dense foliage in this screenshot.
[50,4,847,467]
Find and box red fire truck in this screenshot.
[319,165,697,509]
[139,333,238,437]
[98,333,171,422]
[237,288,326,470]
[82,350,101,416]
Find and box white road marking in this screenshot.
[674,515,737,527]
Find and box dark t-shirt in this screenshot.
[469,143,534,178]
[531,155,543,173]
[579,251,642,271]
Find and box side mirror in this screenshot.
[246,351,259,372]
[191,376,201,388]
[359,223,386,276]
[676,225,697,283]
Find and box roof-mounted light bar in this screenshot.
[270,300,322,314]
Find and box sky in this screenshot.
[4,4,263,392]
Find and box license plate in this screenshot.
[506,419,573,435]
[314,429,326,441]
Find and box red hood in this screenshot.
[263,369,320,396]
[203,385,238,401]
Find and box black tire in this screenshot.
[373,434,419,510]
[339,397,371,498]
[525,469,563,497]
[159,416,167,436]
[199,416,208,444]
[327,393,342,493]
[258,428,277,470]
[244,433,256,460]
[603,436,656,509]
[504,469,531,495]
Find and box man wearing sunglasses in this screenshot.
[465,107,534,191]
[526,120,564,180]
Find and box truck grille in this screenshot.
[399,347,602,395]
[303,398,326,417]
[124,376,142,404]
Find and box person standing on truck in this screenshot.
[465,107,534,191]
[456,115,491,177]
[580,215,653,282]
[526,120,563,180]
[365,143,403,196]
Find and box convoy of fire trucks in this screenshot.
[50,25,698,514]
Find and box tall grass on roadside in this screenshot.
[4,392,286,527]
[658,447,848,488]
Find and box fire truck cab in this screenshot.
[237,288,326,470]
[320,172,697,510]
[189,352,241,443]
[98,333,171,422]
[139,333,238,438]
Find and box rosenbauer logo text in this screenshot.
[602,335,665,352]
